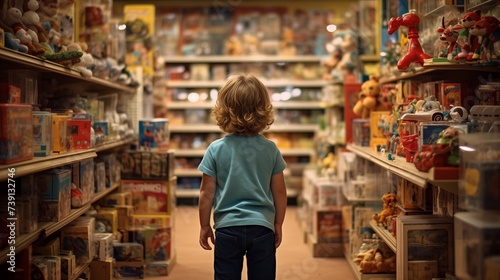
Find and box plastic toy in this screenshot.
[372,193,398,226]
[453,10,481,61]
[353,76,387,119]
[437,17,460,61]
[388,10,431,70]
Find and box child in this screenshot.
[198,73,288,280]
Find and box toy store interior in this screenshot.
[1,0,500,279]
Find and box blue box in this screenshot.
[35,169,71,222]
[94,121,110,136]
[33,111,53,156]
[138,118,169,151]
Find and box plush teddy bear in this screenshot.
[372,192,398,226]
[353,76,388,119]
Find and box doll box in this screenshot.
[458,133,500,211]
[0,104,33,164]
[454,211,500,280]
[72,158,95,206]
[34,169,71,222]
[33,111,53,156]
[68,119,91,150]
[138,118,169,151]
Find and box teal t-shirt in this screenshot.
[198,134,287,231]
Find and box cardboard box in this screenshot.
[0,104,33,164]
[72,158,95,206]
[35,169,72,222]
[93,233,114,261]
[90,259,113,280]
[32,111,53,156]
[52,114,71,154]
[61,217,95,264]
[95,208,118,234]
[121,180,170,214]
[0,83,21,103]
[138,118,169,151]
[68,119,91,149]
[94,161,106,194]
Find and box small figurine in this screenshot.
[388,10,432,70]
[453,10,481,62]
[353,76,387,119]
[437,17,460,61]
[469,15,500,64]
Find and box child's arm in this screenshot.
[199,173,216,250]
[271,172,287,248]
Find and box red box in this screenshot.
[67,119,91,150]
[344,83,362,144]
[440,83,461,110]
[0,83,21,104]
[0,104,33,164]
[121,180,171,214]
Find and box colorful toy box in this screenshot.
[68,119,92,149]
[61,216,95,264]
[120,150,174,179]
[95,208,118,234]
[34,169,72,222]
[121,180,170,214]
[129,214,171,229]
[440,83,461,110]
[0,83,21,103]
[454,211,500,280]
[32,111,53,156]
[72,158,95,205]
[0,104,33,164]
[369,111,392,150]
[5,69,38,105]
[138,118,169,151]
[52,114,71,154]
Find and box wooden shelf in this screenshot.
[346,254,396,280]
[167,101,323,110]
[369,220,396,253]
[379,64,500,84]
[346,144,458,194]
[466,0,497,11]
[71,261,91,280]
[162,55,324,63]
[0,47,136,94]
[95,138,135,153]
[0,150,97,181]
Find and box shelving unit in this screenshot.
[346,255,396,280]
[164,55,326,201]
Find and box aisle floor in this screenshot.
[149,206,356,280]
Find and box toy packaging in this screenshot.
[312,209,342,243]
[94,161,106,194]
[129,214,171,229]
[32,111,53,156]
[93,232,114,261]
[459,133,500,211]
[440,83,461,110]
[4,70,38,105]
[61,216,96,264]
[72,158,95,205]
[35,169,72,222]
[120,150,174,179]
[113,242,144,262]
[121,180,170,214]
[124,4,155,78]
[0,83,21,103]
[52,114,71,154]
[0,104,33,164]
[68,119,92,149]
[90,259,114,280]
[352,119,370,147]
[32,255,61,280]
[454,211,500,280]
[95,208,118,234]
[138,118,169,151]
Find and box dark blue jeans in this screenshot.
[214,225,276,280]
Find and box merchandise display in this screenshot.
[0,0,499,279]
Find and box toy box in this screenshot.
[397,177,432,211]
[32,111,53,156]
[114,205,134,230]
[454,211,500,280]
[5,69,38,105]
[94,161,106,193]
[72,158,95,206]
[0,83,21,103]
[68,119,92,149]
[143,226,172,262]
[113,242,144,262]
[396,215,454,279]
[61,216,95,264]
[310,208,342,243]
[129,214,171,229]
[94,121,110,137]
[32,255,61,280]
[121,180,170,214]
[138,118,169,151]
[93,232,114,261]
[459,133,500,211]
[314,180,344,209]
[440,83,461,110]
[120,150,173,179]
[352,119,370,147]
[370,111,392,150]
[0,104,33,164]
[95,208,118,234]
[52,114,71,154]
[90,259,114,280]
[99,191,132,207]
[35,169,72,222]
[97,153,120,188]
[60,254,76,280]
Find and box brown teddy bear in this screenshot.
[353,76,388,119]
[372,192,398,226]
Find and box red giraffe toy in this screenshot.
[388,10,431,71]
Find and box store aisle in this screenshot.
[150,206,356,280]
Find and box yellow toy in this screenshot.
[372,192,398,226]
[353,76,388,119]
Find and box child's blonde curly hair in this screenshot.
[211,74,274,136]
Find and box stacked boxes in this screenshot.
[60,216,95,265]
[0,104,33,164]
[35,169,72,222]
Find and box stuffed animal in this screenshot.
[2,6,46,55]
[372,192,398,226]
[4,31,29,52]
[453,10,481,61]
[67,42,94,77]
[353,76,388,119]
[469,15,500,63]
